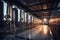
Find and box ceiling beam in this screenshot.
[51,0,60,8]
[13,0,30,12]
[3,0,30,12]
[27,1,55,7]
[30,7,60,12]
[51,0,60,16]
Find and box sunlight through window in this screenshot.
[18,8,21,22]
[3,1,7,20]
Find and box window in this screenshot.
[58,2,60,11]
[28,15,31,23]
[32,16,34,23]
[28,14,33,23]
[3,1,7,20]
[58,2,60,7]
[30,15,32,22]
[24,12,27,22]
[21,10,24,22]
[18,8,21,22]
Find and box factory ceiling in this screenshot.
[4,0,60,22]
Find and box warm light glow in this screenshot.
[43,18,47,22]
[33,25,49,35]
[49,18,60,24]
[50,30,52,35]
[34,17,42,24]
[43,25,48,35]
[20,25,52,38]
[9,18,12,21]
[34,25,42,35]
[43,4,47,9]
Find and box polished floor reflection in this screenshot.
[16,25,53,40]
[2,25,53,40]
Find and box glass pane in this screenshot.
[18,8,21,22]
[21,10,24,22]
[58,2,60,7]
[3,1,7,20]
[28,15,31,23]
[32,16,34,23]
[24,12,27,22]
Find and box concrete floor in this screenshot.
[2,25,53,40]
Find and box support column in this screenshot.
[10,4,12,33]
[0,1,3,40]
